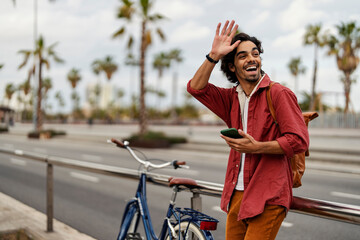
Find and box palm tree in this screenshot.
[152,52,170,108]
[42,77,52,96]
[54,91,65,112]
[18,35,64,131]
[42,77,52,113]
[5,83,16,106]
[0,64,3,69]
[67,68,82,114]
[102,56,118,81]
[304,23,326,111]
[287,57,306,96]
[18,80,32,120]
[325,21,360,113]
[92,56,118,81]
[113,0,166,135]
[19,79,31,96]
[67,68,82,88]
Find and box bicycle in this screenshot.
[109,138,218,240]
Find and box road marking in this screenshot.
[33,148,47,154]
[281,222,293,228]
[81,154,103,162]
[331,191,360,200]
[10,158,27,166]
[70,172,100,183]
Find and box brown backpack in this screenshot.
[266,82,319,188]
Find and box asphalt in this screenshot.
[1,123,360,239]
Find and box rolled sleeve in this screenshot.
[277,133,309,159]
[187,80,210,96]
[276,136,294,158]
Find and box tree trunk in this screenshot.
[343,72,351,114]
[36,58,43,131]
[309,45,318,111]
[139,20,148,136]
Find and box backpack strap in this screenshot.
[266,82,278,125]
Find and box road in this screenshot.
[0,134,359,240]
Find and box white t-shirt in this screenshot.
[235,76,265,191]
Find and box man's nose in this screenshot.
[246,55,256,64]
[247,54,256,62]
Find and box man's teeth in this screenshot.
[246,66,257,71]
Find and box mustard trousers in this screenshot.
[226,191,286,240]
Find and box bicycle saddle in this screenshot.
[168,177,200,189]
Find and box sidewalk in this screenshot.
[0,192,96,240]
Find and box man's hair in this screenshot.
[220,33,264,84]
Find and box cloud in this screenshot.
[279,0,326,31]
[249,10,270,28]
[271,28,305,51]
[170,21,211,43]
[155,0,204,20]
[259,0,284,7]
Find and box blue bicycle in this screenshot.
[110,139,218,240]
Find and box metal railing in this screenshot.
[0,147,359,233]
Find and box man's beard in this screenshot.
[244,72,261,83]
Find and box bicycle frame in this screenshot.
[118,172,176,240]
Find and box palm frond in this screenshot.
[156,28,165,41]
[17,51,32,69]
[112,27,126,38]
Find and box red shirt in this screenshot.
[187,74,309,220]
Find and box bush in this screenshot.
[125,131,187,148]
[0,126,9,133]
[28,129,67,139]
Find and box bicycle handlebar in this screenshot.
[108,138,188,170]
[110,138,126,148]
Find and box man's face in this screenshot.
[230,40,262,83]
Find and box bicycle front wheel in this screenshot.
[166,221,206,240]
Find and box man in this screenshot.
[187,20,309,240]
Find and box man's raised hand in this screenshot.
[209,20,240,61]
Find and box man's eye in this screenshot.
[239,55,246,59]
[253,52,259,57]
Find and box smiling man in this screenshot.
[187,20,309,240]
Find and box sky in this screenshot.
[1,0,360,113]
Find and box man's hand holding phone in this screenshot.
[220,128,260,153]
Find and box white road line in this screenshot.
[70,172,100,183]
[33,148,47,154]
[281,222,293,228]
[81,154,103,162]
[331,191,360,200]
[10,158,27,166]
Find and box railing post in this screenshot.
[46,162,53,232]
[191,193,202,212]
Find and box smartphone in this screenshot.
[220,128,243,139]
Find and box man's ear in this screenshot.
[229,63,235,72]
